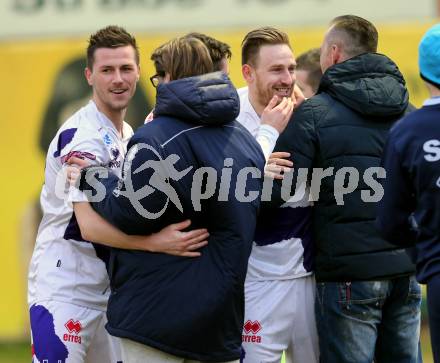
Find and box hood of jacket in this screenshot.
[319,53,409,118]
[154,71,240,126]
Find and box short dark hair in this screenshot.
[87,25,139,69]
[185,32,231,71]
[296,48,322,93]
[328,15,378,57]
[151,37,214,81]
[241,27,291,66]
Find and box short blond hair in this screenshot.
[241,27,291,66]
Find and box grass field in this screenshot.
[0,325,433,363]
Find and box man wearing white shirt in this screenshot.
[237,27,318,363]
[28,26,209,363]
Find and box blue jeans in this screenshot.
[315,276,422,363]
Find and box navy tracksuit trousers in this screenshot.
[428,273,440,363]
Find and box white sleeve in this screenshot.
[57,127,106,166]
[255,124,279,161]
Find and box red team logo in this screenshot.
[63,319,82,344]
[242,320,262,343]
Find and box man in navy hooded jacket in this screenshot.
[377,24,440,363]
[79,38,265,362]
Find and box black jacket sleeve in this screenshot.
[262,99,318,208]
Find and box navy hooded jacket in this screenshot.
[377,101,440,284]
[87,72,265,361]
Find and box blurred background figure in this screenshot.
[295,48,322,98]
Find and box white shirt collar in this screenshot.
[89,100,131,140]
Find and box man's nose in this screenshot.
[113,70,123,84]
[281,69,294,85]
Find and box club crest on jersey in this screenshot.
[63,319,82,344]
[103,133,112,145]
[242,320,262,343]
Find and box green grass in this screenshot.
[0,326,433,363]
[0,342,30,363]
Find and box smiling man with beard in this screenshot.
[237,27,318,363]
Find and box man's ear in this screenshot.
[242,64,254,83]
[331,44,343,65]
[84,67,93,86]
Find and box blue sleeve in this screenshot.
[86,138,169,235]
[376,133,417,246]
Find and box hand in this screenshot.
[67,156,90,169]
[260,95,294,134]
[292,84,306,108]
[148,219,209,257]
[66,165,81,186]
[265,151,293,180]
[65,156,91,186]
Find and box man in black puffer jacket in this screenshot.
[268,15,420,363]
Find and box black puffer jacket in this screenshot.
[270,53,416,282]
[88,72,265,361]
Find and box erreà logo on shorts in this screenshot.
[242,320,262,343]
[64,319,82,344]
